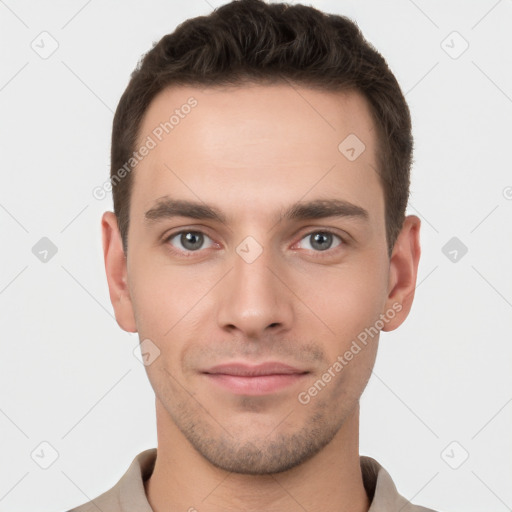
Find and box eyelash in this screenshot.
[163,229,347,257]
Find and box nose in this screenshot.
[215,241,294,339]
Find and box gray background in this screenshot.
[1,1,511,511]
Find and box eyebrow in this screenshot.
[144,197,369,225]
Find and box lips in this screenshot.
[202,362,309,395]
[204,362,308,376]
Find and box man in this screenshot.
[70,0,434,510]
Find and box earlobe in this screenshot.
[102,211,137,333]
[381,215,421,332]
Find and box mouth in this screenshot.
[202,362,310,395]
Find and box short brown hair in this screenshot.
[111,0,413,257]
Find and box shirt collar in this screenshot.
[109,448,431,512]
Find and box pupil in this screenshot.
[311,232,331,251]
[182,232,203,250]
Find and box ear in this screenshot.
[102,211,137,333]
[381,215,421,332]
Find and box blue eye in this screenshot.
[297,231,343,251]
[166,231,214,252]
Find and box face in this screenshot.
[103,83,420,475]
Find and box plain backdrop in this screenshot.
[1,1,511,511]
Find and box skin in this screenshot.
[102,83,421,512]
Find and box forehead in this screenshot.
[131,83,383,225]
[137,82,377,160]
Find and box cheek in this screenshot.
[128,251,207,334]
[291,260,387,348]
[128,256,222,378]
[297,332,378,417]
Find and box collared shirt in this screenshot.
[67,448,437,512]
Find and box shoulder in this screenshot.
[361,455,438,512]
[67,484,121,512]
[66,448,157,512]
[66,472,123,512]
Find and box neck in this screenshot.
[144,400,369,512]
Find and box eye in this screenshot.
[165,230,215,253]
[296,231,343,252]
